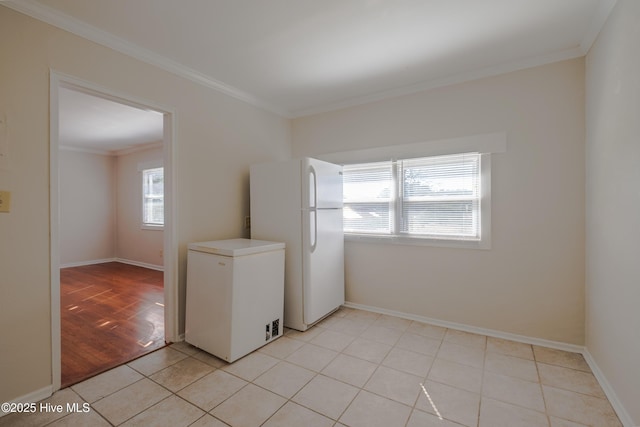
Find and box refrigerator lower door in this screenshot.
[302,207,345,325]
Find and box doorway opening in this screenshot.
[50,73,178,390]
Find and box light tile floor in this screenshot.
[0,307,623,426]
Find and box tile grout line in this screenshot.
[477,338,488,427]
[46,307,621,427]
[179,331,510,426]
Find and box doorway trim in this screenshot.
[49,70,179,391]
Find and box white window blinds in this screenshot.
[142,167,164,226]
[343,153,482,241]
[343,161,393,234]
[399,153,480,239]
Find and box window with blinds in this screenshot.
[343,153,482,241]
[343,161,394,234]
[142,167,164,227]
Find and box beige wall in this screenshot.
[59,150,116,265]
[59,146,164,268]
[293,59,586,345]
[0,6,290,403]
[585,0,640,424]
[8,3,636,415]
[116,146,164,267]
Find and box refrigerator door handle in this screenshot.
[308,165,318,253]
[310,209,317,253]
[308,165,317,209]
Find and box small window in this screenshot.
[142,167,164,227]
[343,152,489,248]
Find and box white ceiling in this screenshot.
[5,0,616,150]
[58,87,163,154]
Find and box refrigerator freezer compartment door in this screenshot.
[303,158,343,209]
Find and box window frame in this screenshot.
[141,166,164,230]
[343,153,491,250]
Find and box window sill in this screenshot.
[142,224,164,231]
[344,233,490,250]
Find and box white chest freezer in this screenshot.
[185,238,285,362]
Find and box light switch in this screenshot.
[0,191,11,213]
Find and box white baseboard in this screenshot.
[60,258,163,271]
[343,301,584,353]
[582,350,636,427]
[115,258,164,272]
[0,385,53,418]
[344,302,637,426]
[60,258,116,268]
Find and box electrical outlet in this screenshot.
[244,216,251,229]
[0,191,11,213]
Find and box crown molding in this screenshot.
[2,0,291,118]
[291,47,584,118]
[286,0,619,118]
[3,0,617,120]
[579,0,618,54]
[59,144,114,156]
[59,141,162,156]
[114,141,163,157]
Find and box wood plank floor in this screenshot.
[60,262,165,387]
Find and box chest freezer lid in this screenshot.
[188,238,285,257]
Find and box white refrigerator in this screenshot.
[250,157,344,331]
